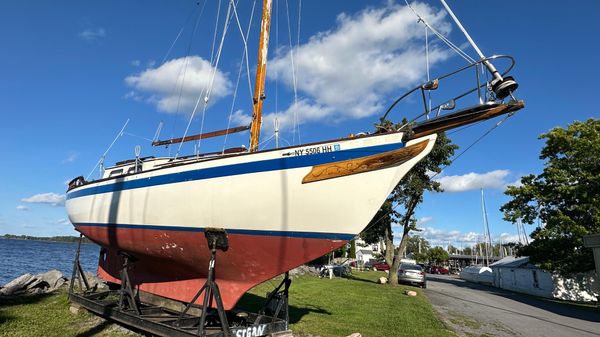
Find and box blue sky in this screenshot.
[0,1,597,248]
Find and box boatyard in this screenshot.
[1,0,600,336]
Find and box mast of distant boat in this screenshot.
[248,0,273,152]
[480,188,493,266]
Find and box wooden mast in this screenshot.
[248,0,273,152]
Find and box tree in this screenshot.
[348,240,356,259]
[361,199,397,265]
[501,119,600,276]
[387,131,457,285]
[405,235,431,255]
[462,247,472,256]
[447,244,458,255]
[412,252,429,263]
[427,247,449,265]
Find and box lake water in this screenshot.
[0,238,100,286]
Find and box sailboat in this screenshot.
[65,0,524,310]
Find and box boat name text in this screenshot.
[283,144,340,157]
[234,324,267,337]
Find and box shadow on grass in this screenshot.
[75,320,112,337]
[0,292,55,307]
[235,292,331,324]
[344,275,378,284]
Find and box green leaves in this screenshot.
[501,118,600,276]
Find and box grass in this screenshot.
[0,292,130,337]
[0,271,454,337]
[237,271,455,337]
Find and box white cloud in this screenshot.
[131,59,141,67]
[50,218,71,226]
[230,109,252,126]
[417,216,434,226]
[21,193,66,207]
[79,27,106,42]
[414,226,482,244]
[435,169,511,192]
[16,205,29,211]
[61,152,78,164]
[264,2,451,129]
[125,56,232,114]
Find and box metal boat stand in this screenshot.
[68,231,291,337]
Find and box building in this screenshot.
[356,249,374,266]
[490,256,599,302]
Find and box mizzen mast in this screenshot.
[249,0,273,152]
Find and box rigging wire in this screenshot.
[359,111,517,238]
[176,0,235,159]
[228,0,255,102]
[223,0,258,152]
[285,0,300,145]
[163,2,207,155]
[160,1,207,66]
[86,119,130,180]
[294,0,302,144]
[404,0,476,64]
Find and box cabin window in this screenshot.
[108,169,123,177]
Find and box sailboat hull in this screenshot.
[66,132,436,309]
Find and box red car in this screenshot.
[430,266,449,275]
[371,262,390,271]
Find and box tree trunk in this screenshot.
[388,225,410,285]
[388,198,418,286]
[384,224,394,266]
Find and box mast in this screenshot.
[249,0,273,152]
[480,188,492,266]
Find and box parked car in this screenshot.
[430,266,449,275]
[397,263,426,288]
[370,261,390,271]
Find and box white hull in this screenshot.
[66,132,436,238]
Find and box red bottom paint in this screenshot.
[78,226,347,310]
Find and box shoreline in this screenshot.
[1,235,93,244]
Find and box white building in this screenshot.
[356,249,374,266]
[490,256,599,302]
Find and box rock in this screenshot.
[404,290,417,297]
[69,304,82,315]
[0,273,35,296]
[34,270,66,292]
[378,277,388,284]
[346,334,362,337]
[288,265,319,276]
[1,270,69,297]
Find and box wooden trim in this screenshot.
[302,140,429,184]
[152,125,250,147]
[408,100,524,140]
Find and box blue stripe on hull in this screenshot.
[74,222,356,241]
[67,141,403,200]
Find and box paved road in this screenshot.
[425,274,600,337]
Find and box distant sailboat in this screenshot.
[66,0,524,309]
